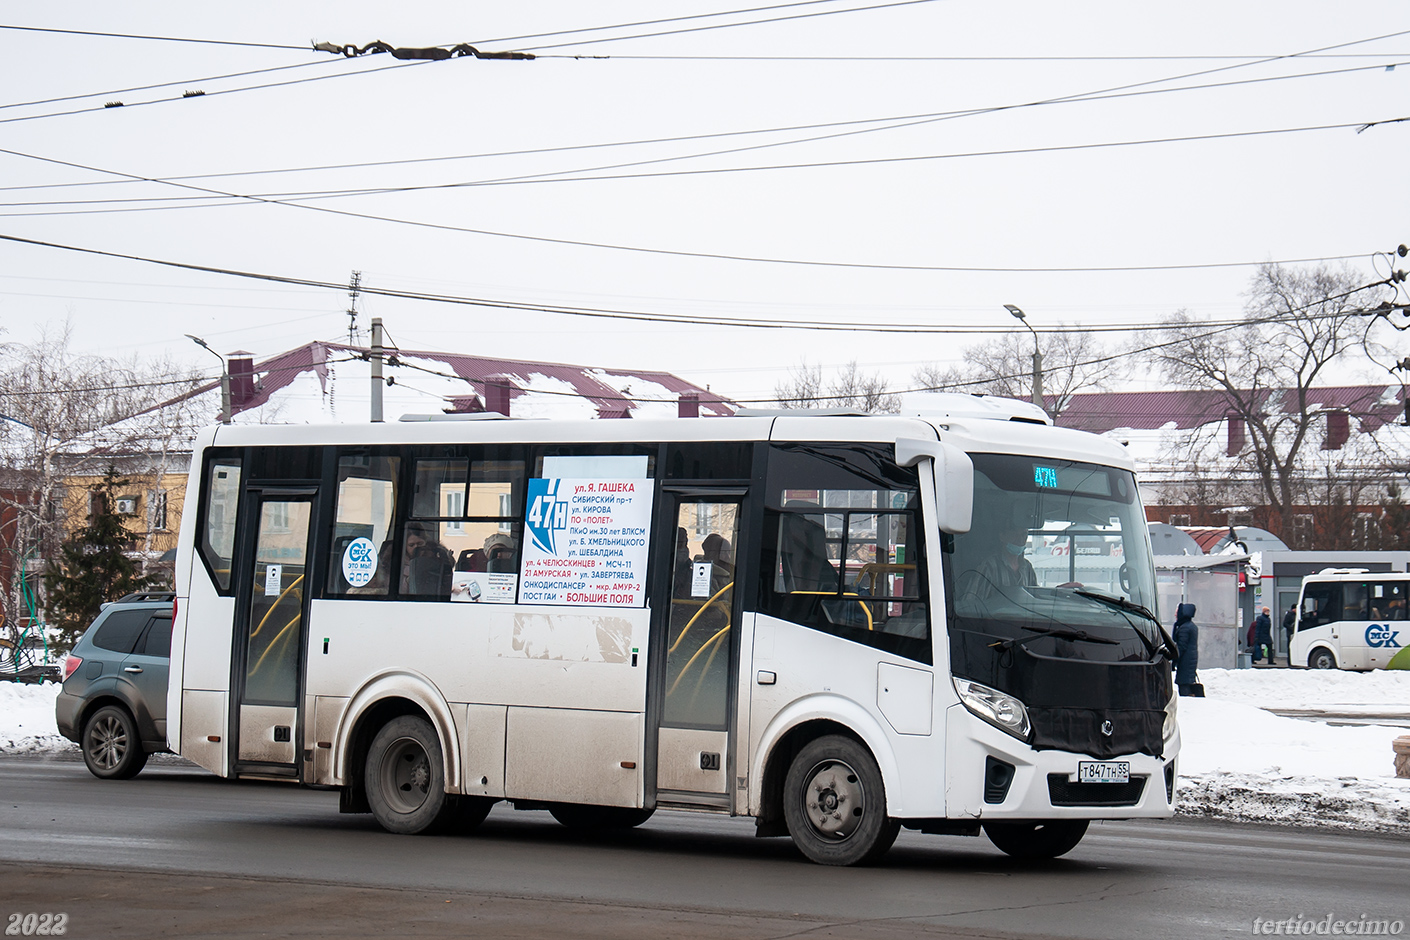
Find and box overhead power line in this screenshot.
[0,23,307,50]
[7,56,1400,209]
[0,233,1392,338]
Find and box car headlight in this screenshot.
[954,678,1031,740]
[1163,689,1178,743]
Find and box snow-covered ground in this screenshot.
[5,669,1410,831]
[1176,668,1410,830]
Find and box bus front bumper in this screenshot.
[942,704,1179,820]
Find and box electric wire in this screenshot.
[0,113,1394,275]
[7,57,1401,211]
[0,24,307,50]
[514,0,939,51]
[0,232,1390,340]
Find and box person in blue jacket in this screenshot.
[1172,602,1201,696]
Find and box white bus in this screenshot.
[168,396,1178,865]
[1290,568,1410,671]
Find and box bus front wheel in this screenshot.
[983,819,1088,859]
[782,735,899,866]
[1308,648,1338,669]
[365,716,456,835]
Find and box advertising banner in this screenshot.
[519,477,654,606]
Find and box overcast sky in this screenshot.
[0,2,1405,412]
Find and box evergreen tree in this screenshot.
[43,467,162,647]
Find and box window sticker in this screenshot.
[341,537,378,588]
[451,571,518,604]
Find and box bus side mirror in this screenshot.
[895,438,973,534]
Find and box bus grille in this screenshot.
[1047,773,1147,807]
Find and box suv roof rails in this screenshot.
[114,591,176,603]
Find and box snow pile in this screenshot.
[0,681,72,754]
[1176,695,1410,830]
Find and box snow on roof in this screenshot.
[151,341,733,426]
[1056,386,1408,435]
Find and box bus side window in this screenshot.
[1374,581,1408,620]
[328,454,400,597]
[1301,583,1341,629]
[761,443,930,664]
[1342,582,1369,621]
[201,457,242,593]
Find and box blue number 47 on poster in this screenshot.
[525,478,569,555]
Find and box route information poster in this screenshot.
[519,477,654,606]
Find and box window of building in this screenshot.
[148,489,168,531]
[1168,513,1191,527]
[1291,514,1315,550]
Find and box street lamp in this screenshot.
[1003,304,1044,411]
[185,334,231,425]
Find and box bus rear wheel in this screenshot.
[1308,648,1337,670]
[365,716,456,835]
[548,804,655,829]
[983,819,1088,859]
[782,735,899,866]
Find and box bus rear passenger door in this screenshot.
[232,490,316,776]
[652,492,745,806]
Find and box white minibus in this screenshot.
[167,396,1179,865]
[1291,568,1410,670]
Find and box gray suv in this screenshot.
[55,592,174,779]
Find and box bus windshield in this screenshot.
[948,453,1160,669]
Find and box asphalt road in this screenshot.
[1,755,1406,939]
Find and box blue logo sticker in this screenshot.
[1366,624,1402,648]
[525,478,569,556]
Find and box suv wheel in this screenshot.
[82,705,148,779]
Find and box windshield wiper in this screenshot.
[1073,590,1175,660]
[989,625,1122,651]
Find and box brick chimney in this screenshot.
[228,351,255,408]
[484,376,513,416]
[678,391,700,418]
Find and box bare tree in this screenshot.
[1154,262,1395,539]
[0,325,205,638]
[774,359,900,413]
[912,329,1121,419]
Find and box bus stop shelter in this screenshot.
[1154,553,1248,669]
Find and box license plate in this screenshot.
[1077,761,1130,784]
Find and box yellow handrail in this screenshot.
[690,628,730,703]
[786,590,873,631]
[250,612,301,677]
[668,623,731,697]
[668,581,733,653]
[250,573,305,639]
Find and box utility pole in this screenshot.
[185,334,231,424]
[370,317,384,423]
[346,270,362,345]
[1003,305,1044,412]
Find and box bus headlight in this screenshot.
[954,678,1031,741]
[1163,690,1178,743]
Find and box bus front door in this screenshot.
[232,491,316,776]
[652,493,744,806]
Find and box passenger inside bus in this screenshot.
[401,521,455,596]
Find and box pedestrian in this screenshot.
[1172,602,1202,696]
[1282,604,1297,646]
[1251,605,1274,665]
